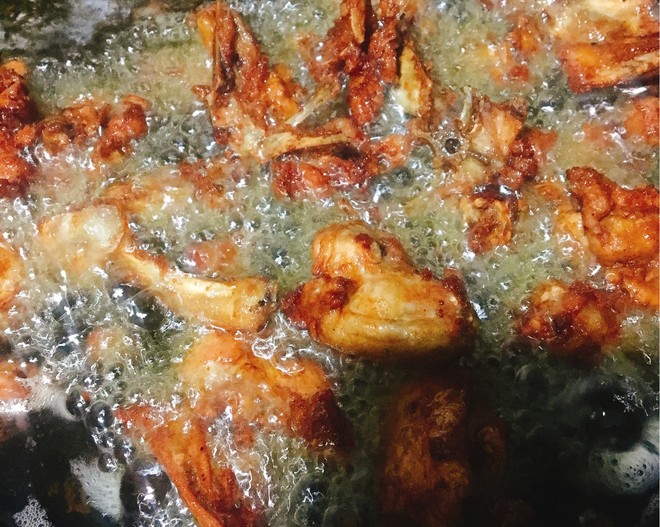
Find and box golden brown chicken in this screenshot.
[378,375,507,527]
[548,0,659,93]
[566,167,659,309]
[119,330,351,527]
[112,246,277,332]
[460,186,518,254]
[518,279,625,363]
[283,221,477,360]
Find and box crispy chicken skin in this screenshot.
[118,405,262,527]
[119,331,351,527]
[0,60,38,197]
[283,222,477,359]
[113,246,277,332]
[566,167,659,309]
[518,280,624,362]
[378,376,507,527]
[460,185,518,254]
[567,167,659,267]
[178,330,351,454]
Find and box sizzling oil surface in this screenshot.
[0,1,658,526]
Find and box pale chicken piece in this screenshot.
[0,241,24,310]
[113,246,277,332]
[37,205,127,278]
[178,330,351,453]
[518,279,624,363]
[567,167,659,267]
[283,222,477,360]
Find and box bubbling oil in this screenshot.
[0,1,657,526]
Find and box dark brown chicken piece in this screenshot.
[92,95,149,162]
[519,280,624,363]
[0,60,38,196]
[379,376,507,527]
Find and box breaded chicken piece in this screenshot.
[567,167,659,267]
[518,280,624,363]
[283,222,477,359]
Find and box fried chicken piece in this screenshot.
[299,0,369,88]
[549,0,659,92]
[566,167,659,267]
[37,204,128,279]
[0,60,38,132]
[461,95,528,178]
[623,95,659,146]
[0,60,38,197]
[496,128,556,190]
[558,35,658,94]
[92,95,149,162]
[178,330,351,454]
[378,376,507,527]
[0,241,24,311]
[119,330,351,527]
[119,405,261,527]
[199,1,302,153]
[605,262,659,311]
[0,131,36,197]
[460,186,518,253]
[518,280,624,363]
[113,245,277,332]
[40,99,110,155]
[283,222,477,359]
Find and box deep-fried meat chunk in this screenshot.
[93,96,149,162]
[0,131,36,197]
[41,99,110,155]
[379,376,507,527]
[177,331,351,455]
[0,60,38,196]
[558,33,658,94]
[0,60,38,132]
[283,222,477,359]
[519,280,624,362]
[119,405,261,527]
[460,186,518,253]
[567,167,659,267]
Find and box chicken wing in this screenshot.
[283,222,477,359]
